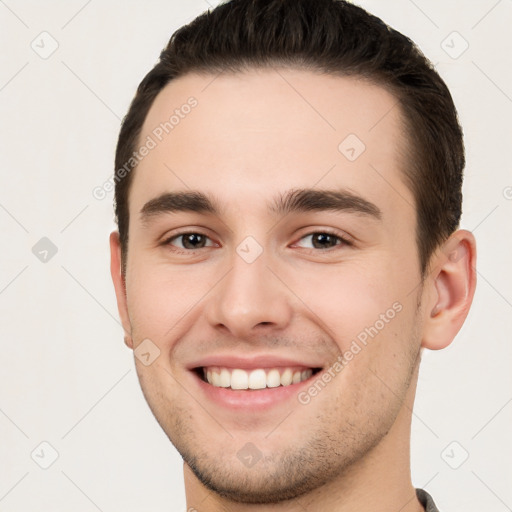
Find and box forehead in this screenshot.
[130,68,412,219]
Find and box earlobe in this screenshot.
[422,230,477,350]
[109,231,133,349]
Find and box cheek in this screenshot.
[291,259,410,347]
[124,259,211,341]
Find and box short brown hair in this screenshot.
[114,0,465,275]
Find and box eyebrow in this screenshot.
[139,188,382,223]
[269,188,382,219]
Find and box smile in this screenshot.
[188,355,325,410]
[200,366,320,390]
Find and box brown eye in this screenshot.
[310,233,339,249]
[167,233,213,250]
[296,232,347,250]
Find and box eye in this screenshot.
[294,232,350,250]
[165,232,216,250]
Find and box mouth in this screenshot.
[194,366,323,390]
[187,355,326,410]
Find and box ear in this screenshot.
[109,231,133,349]
[422,229,477,350]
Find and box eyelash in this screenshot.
[161,230,353,253]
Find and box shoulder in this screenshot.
[416,488,441,512]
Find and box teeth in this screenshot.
[219,368,231,387]
[281,368,293,386]
[248,369,267,389]
[203,367,314,389]
[267,369,281,388]
[231,369,249,389]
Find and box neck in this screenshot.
[185,364,425,512]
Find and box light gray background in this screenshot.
[1,1,511,510]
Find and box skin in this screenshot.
[110,68,477,511]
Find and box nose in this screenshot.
[205,250,294,339]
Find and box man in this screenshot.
[109,0,476,510]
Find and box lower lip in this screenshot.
[190,370,318,410]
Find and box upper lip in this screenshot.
[187,354,325,371]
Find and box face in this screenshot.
[115,69,428,503]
